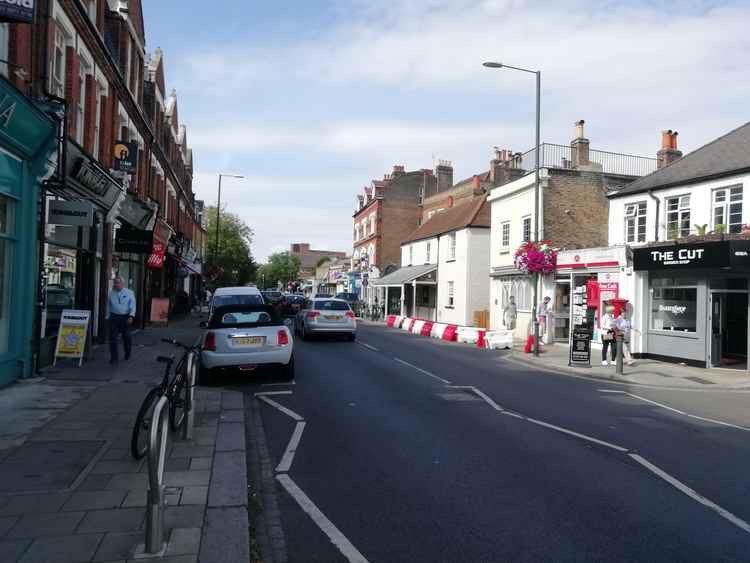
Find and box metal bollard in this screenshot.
[145,395,169,555]
[181,351,197,442]
[615,333,624,375]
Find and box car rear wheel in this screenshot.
[281,356,295,380]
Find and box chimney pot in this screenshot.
[574,120,586,140]
[657,129,683,168]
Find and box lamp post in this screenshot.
[213,173,244,266]
[483,61,542,356]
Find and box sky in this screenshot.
[142,0,750,262]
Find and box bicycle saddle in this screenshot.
[156,356,174,363]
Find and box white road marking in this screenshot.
[262,381,296,386]
[598,389,625,393]
[276,421,306,473]
[603,391,750,432]
[257,395,304,422]
[446,386,503,411]
[629,453,750,535]
[276,474,370,563]
[358,342,379,352]
[254,390,293,396]
[393,358,451,384]
[521,415,629,452]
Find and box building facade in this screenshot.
[290,243,347,282]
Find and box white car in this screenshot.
[209,286,265,318]
[199,304,294,381]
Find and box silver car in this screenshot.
[200,304,294,381]
[295,298,356,341]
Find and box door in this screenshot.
[710,292,723,367]
[710,292,748,366]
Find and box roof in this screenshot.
[611,121,750,198]
[402,196,491,244]
[371,264,437,286]
[214,286,262,296]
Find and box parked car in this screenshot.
[199,304,294,381]
[262,290,283,305]
[295,298,356,341]
[209,286,264,318]
[279,294,305,317]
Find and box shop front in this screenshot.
[0,76,58,383]
[633,239,750,369]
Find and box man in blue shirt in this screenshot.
[107,277,136,364]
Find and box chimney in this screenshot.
[392,164,406,177]
[657,130,683,169]
[490,148,525,186]
[472,174,482,193]
[571,119,590,167]
[435,159,453,192]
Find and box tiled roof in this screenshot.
[611,121,750,197]
[402,196,490,244]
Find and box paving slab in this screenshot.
[208,451,246,508]
[164,505,205,530]
[163,471,211,487]
[7,511,86,538]
[215,422,244,452]
[18,533,103,563]
[76,507,145,533]
[199,507,249,563]
[93,531,141,561]
[179,486,208,506]
[0,539,31,563]
[0,493,69,515]
[62,490,127,511]
[165,527,201,556]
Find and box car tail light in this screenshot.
[278,329,289,346]
[306,311,320,318]
[346,311,355,318]
[203,331,216,351]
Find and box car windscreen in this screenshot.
[209,305,282,328]
[335,293,358,301]
[213,294,264,307]
[314,300,350,311]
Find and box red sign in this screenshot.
[147,240,166,269]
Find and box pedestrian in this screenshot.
[538,296,552,338]
[205,287,213,307]
[503,296,517,330]
[615,309,635,366]
[600,304,617,366]
[107,276,135,364]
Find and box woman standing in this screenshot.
[600,305,617,366]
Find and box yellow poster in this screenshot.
[56,325,87,357]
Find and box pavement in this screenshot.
[0,314,249,563]
[243,321,750,562]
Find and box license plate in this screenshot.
[326,315,342,321]
[233,336,265,346]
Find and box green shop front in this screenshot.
[0,77,57,384]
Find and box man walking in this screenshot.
[107,277,136,364]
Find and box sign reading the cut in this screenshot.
[634,241,732,270]
[0,0,34,24]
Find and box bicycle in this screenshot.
[130,338,199,460]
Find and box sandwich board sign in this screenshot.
[54,309,91,367]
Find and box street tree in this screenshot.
[205,205,257,286]
[258,252,300,289]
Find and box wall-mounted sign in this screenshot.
[118,193,155,230]
[54,309,90,367]
[633,241,750,271]
[48,200,94,227]
[115,228,153,254]
[65,141,123,209]
[113,140,139,174]
[147,241,166,268]
[0,0,34,24]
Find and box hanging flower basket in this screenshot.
[514,240,557,275]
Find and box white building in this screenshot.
[373,196,491,326]
[608,125,750,369]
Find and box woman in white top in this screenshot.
[600,305,617,365]
[615,310,635,365]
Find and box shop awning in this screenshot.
[371,264,437,286]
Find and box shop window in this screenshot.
[501,221,510,250]
[446,281,454,307]
[625,201,647,243]
[712,185,743,234]
[0,195,15,355]
[501,278,533,313]
[42,245,77,339]
[666,195,691,239]
[650,286,697,332]
[522,216,531,242]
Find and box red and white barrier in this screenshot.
[393,315,405,328]
[386,315,397,327]
[485,330,514,350]
[401,318,415,331]
[430,323,448,339]
[420,321,434,337]
[411,320,426,335]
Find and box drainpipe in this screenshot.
[648,190,660,241]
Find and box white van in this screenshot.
[209,286,265,318]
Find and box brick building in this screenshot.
[290,243,347,281]
[0,0,205,377]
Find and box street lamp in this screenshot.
[214,173,244,266]
[483,60,542,356]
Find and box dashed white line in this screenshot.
[256,395,304,422]
[447,386,503,411]
[254,390,294,396]
[358,342,380,352]
[393,357,451,384]
[276,421,306,473]
[276,474,370,563]
[629,453,750,535]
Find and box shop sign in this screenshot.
[118,194,155,230]
[48,200,94,227]
[65,141,123,208]
[632,240,750,270]
[54,309,90,367]
[147,240,166,268]
[569,329,591,367]
[115,228,153,254]
[113,140,139,174]
[0,1,34,24]
[0,75,56,158]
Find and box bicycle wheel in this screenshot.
[169,372,188,433]
[131,388,162,460]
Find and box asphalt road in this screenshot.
[230,322,750,562]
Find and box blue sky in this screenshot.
[143,0,750,261]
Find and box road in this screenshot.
[229,322,750,562]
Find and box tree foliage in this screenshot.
[258,252,301,289]
[205,206,257,286]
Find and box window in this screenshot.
[501,278,533,312]
[625,201,647,243]
[409,245,413,265]
[712,186,743,234]
[448,233,456,260]
[446,281,454,307]
[370,216,375,235]
[650,285,697,332]
[0,195,15,354]
[426,242,431,263]
[76,62,87,145]
[0,24,9,78]
[86,0,97,21]
[522,216,531,242]
[93,82,104,159]
[354,226,359,241]
[666,195,691,239]
[50,25,67,97]
[501,221,510,249]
